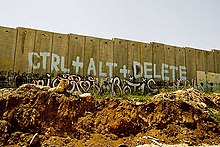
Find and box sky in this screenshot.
[1,0,220,50]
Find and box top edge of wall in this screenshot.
[212,49,220,51]
[112,38,129,41]
[69,33,101,39]
[68,33,86,37]
[0,26,15,30]
[150,42,164,45]
[113,38,151,45]
[1,25,220,52]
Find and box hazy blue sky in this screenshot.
[1,0,220,50]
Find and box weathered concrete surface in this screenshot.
[141,43,152,79]
[0,26,17,71]
[0,26,220,86]
[152,42,164,80]
[68,34,85,75]
[51,32,69,76]
[84,36,100,77]
[196,49,205,72]
[33,30,53,75]
[113,38,128,78]
[99,38,113,82]
[205,50,215,73]
[197,71,220,86]
[14,27,35,73]
[185,47,196,81]
[127,40,141,77]
[175,47,186,80]
[213,49,220,74]
[164,44,176,82]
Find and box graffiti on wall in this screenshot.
[1,52,218,94]
[0,70,52,88]
[197,71,220,89]
[1,70,216,94]
[1,26,220,94]
[28,52,187,81]
[52,74,159,95]
[0,70,159,95]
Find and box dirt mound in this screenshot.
[154,88,219,109]
[0,86,219,146]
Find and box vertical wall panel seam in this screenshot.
[126,41,128,77]
[98,38,101,78]
[13,28,19,73]
[32,30,37,74]
[50,33,54,74]
[67,34,70,73]
[82,36,86,76]
[184,47,186,79]
[112,38,115,77]
[213,50,217,84]
[151,43,154,79]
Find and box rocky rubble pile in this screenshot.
[0,86,219,146]
[154,88,220,118]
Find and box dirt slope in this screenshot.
[0,86,219,146]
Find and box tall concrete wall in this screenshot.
[175,47,186,81]
[140,43,152,79]
[34,30,53,75]
[0,26,17,71]
[185,47,196,81]
[0,26,220,87]
[164,44,175,82]
[152,42,164,81]
[68,34,85,75]
[14,28,35,73]
[113,38,128,78]
[99,38,113,82]
[51,32,69,76]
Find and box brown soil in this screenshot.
[0,86,219,147]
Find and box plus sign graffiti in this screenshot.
[28,52,187,80]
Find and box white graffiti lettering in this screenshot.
[106,62,117,77]
[28,52,40,69]
[133,61,143,79]
[99,62,107,77]
[72,56,83,74]
[28,52,187,81]
[87,58,96,76]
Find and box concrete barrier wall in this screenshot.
[0,26,220,87]
[152,42,164,81]
[164,44,176,82]
[68,34,85,75]
[14,28,35,73]
[34,30,53,75]
[175,46,186,81]
[99,38,113,82]
[140,43,152,79]
[51,32,69,76]
[214,50,220,73]
[0,26,17,71]
[113,38,128,78]
[127,40,141,78]
[185,47,196,81]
